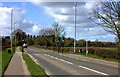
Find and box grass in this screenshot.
[74,53,119,62]
[2,47,16,75]
[19,46,22,52]
[0,52,2,77]
[96,47,118,49]
[35,46,119,62]
[22,54,47,77]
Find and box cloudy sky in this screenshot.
[0,1,116,42]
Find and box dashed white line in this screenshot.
[29,49,37,52]
[55,58,58,59]
[76,58,78,59]
[66,61,73,65]
[44,54,73,65]
[44,54,108,75]
[50,56,54,58]
[78,66,108,75]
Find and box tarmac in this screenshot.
[4,47,31,76]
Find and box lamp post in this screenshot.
[74,0,77,53]
[11,9,21,51]
[14,9,21,48]
[11,9,13,51]
[14,22,16,48]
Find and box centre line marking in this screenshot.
[44,54,73,65]
[78,66,108,75]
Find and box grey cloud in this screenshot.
[77,27,108,37]
[15,21,34,30]
[62,16,91,24]
[44,4,88,16]
[37,2,85,8]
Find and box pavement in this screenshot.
[4,47,31,76]
[24,46,119,76]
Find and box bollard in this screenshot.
[8,49,11,54]
[22,47,24,53]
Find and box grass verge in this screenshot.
[73,53,119,62]
[35,46,119,62]
[19,46,22,52]
[95,47,118,50]
[2,47,16,75]
[22,54,48,77]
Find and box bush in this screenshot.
[38,46,119,60]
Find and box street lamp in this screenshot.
[11,9,13,51]
[74,0,77,53]
[11,9,21,51]
[14,9,21,48]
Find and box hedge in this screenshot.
[38,46,119,60]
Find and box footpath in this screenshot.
[4,47,31,76]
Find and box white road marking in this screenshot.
[43,54,108,75]
[29,49,37,52]
[44,54,73,65]
[55,58,58,59]
[76,58,78,59]
[78,66,108,75]
[66,61,73,65]
[24,50,27,52]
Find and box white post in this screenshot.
[86,41,88,55]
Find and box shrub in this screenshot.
[38,46,119,60]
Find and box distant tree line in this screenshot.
[2,22,117,50]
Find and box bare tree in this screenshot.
[89,2,120,50]
[52,22,65,37]
[39,28,54,37]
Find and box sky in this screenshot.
[0,0,116,42]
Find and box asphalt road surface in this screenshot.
[24,46,119,77]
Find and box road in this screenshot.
[24,46,119,77]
